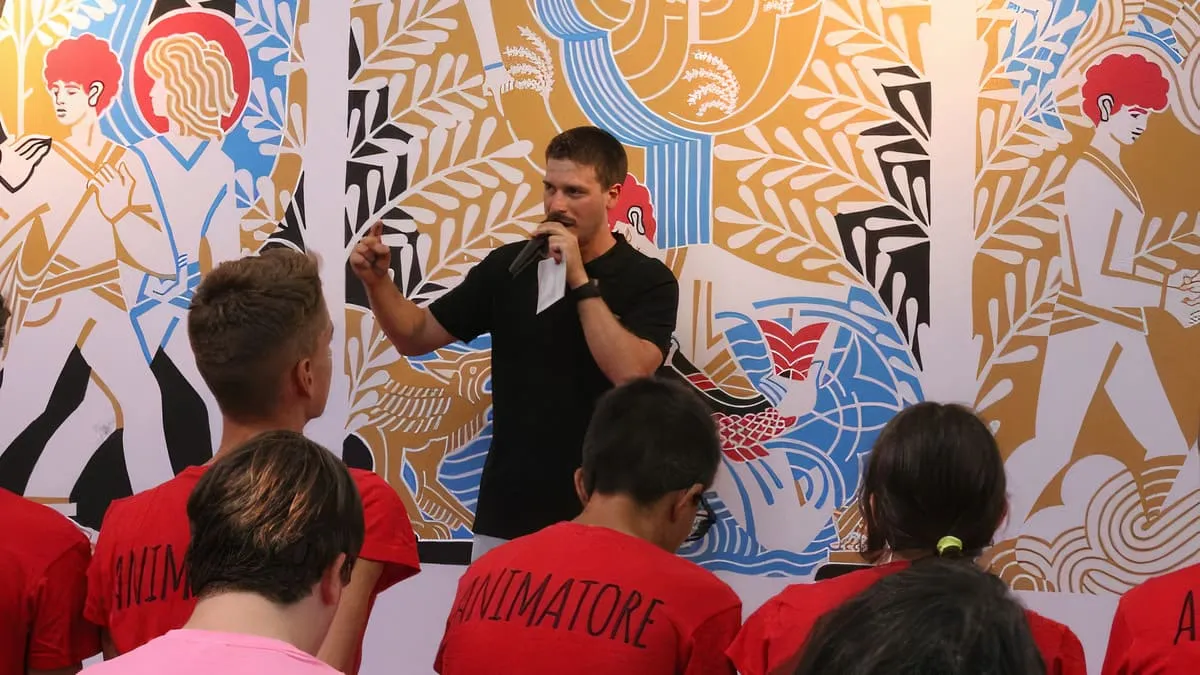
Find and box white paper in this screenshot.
[536,257,567,314]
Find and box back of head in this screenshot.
[581,376,721,504]
[187,248,328,421]
[858,401,1006,560]
[545,125,628,189]
[185,430,365,603]
[792,558,1046,675]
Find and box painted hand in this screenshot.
[91,161,136,222]
[482,65,514,114]
[0,133,51,192]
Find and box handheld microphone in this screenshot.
[508,232,550,277]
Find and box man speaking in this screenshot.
[350,126,680,560]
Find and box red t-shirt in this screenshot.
[726,561,1087,675]
[85,465,420,673]
[0,488,100,675]
[1101,562,1200,675]
[435,522,743,675]
[1109,640,1200,674]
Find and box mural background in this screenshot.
[1,0,1197,672]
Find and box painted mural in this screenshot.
[974,0,1200,593]
[2,0,1195,604]
[0,0,308,530]
[341,0,930,573]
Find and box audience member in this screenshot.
[1102,558,1200,674]
[790,557,1046,675]
[80,430,364,673]
[1107,640,1200,675]
[727,402,1086,675]
[0,295,101,675]
[84,249,419,673]
[434,376,741,675]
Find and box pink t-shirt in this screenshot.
[80,630,338,674]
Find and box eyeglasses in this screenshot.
[686,494,717,543]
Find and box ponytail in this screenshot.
[936,535,964,559]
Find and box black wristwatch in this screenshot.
[571,278,602,302]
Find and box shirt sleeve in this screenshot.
[428,247,504,344]
[616,262,679,358]
[354,471,422,593]
[1054,623,1087,675]
[685,604,742,675]
[1100,601,1132,675]
[725,599,780,675]
[28,539,101,669]
[84,502,119,628]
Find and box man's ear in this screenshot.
[672,483,705,524]
[320,553,348,606]
[295,356,315,399]
[605,181,622,211]
[1098,93,1115,122]
[87,81,104,108]
[574,468,589,507]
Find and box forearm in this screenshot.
[578,297,658,384]
[365,280,430,356]
[1092,273,1165,308]
[113,209,174,277]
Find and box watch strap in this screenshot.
[571,278,601,301]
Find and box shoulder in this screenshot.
[116,470,201,512]
[481,239,529,267]
[467,527,542,569]
[1022,608,1076,638]
[769,565,891,616]
[644,549,740,615]
[1121,563,1200,612]
[1065,153,1109,188]
[0,490,89,561]
[621,244,677,285]
[98,471,201,536]
[448,239,528,284]
[1022,608,1084,658]
[348,467,399,504]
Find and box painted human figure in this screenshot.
[0,34,175,497]
[126,30,240,452]
[1005,53,1200,530]
[463,0,515,107]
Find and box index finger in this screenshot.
[370,221,383,238]
[535,221,567,235]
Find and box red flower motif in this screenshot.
[607,172,657,246]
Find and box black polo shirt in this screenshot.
[428,233,679,539]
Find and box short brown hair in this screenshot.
[185,430,364,604]
[188,248,327,420]
[545,126,628,190]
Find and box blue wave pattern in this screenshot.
[1128,14,1183,64]
[1001,0,1096,131]
[77,0,298,210]
[534,0,713,250]
[681,288,923,576]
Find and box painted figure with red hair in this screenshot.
[1004,53,1200,532]
[0,34,176,499]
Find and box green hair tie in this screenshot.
[936,535,963,556]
